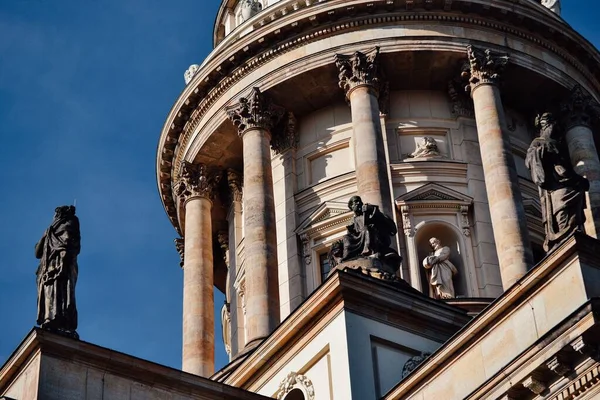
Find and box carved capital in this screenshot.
[271,112,298,154]
[227,169,243,203]
[226,87,285,135]
[174,238,185,268]
[335,47,383,100]
[463,46,509,93]
[561,85,599,130]
[175,161,221,203]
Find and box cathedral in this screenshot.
[3,0,600,399]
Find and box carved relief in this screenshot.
[560,84,599,130]
[174,238,185,268]
[217,231,229,267]
[299,233,312,265]
[448,79,474,118]
[463,46,509,93]
[174,161,221,203]
[226,87,285,135]
[335,47,384,99]
[460,205,471,237]
[401,205,413,237]
[238,280,247,316]
[276,372,315,400]
[401,353,431,379]
[408,137,444,159]
[221,302,231,357]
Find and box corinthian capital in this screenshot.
[227,169,243,203]
[226,88,285,135]
[271,112,298,154]
[175,161,221,203]
[463,46,509,93]
[335,47,383,99]
[560,85,599,130]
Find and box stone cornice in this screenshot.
[157,0,600,233]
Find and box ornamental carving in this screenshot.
[299,233,312,265]
[271,112,298,154]
[226,87,285,135]
[174,238,185,268]
[541,0,561,15]
[217,231,229,268]
[184,64,199,85]
[448,79,474,118]
[560,85,599,130]
[276,372,315,400]
[221,302,231,357]
[335,47,384,99]
[401,352,431,379]
[227,169,243,203]
[463,46,509,93]
[174,161,221,203]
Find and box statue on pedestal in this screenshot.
[525,113,589,252]
[328,196,401,277]
[422,237,458,299]
[35,205,80,338]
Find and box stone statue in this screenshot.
[240,0,262,22]
[422,237,458,299]
[409,137,443,159]
[330,196,401,275]
[35,205,80,338]
[525,113,589,252]
[184,64,199,85]
[541,0,561,15]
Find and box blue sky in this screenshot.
[0,0,599,374]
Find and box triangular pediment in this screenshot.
[295,201,352,235]
[396,183,473,205]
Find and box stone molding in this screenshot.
[158,2,600,233]
[226,87,285,135]
[561,85,600,130]
[175,161,221,204]
[227,169,243,204]
[275,372,315,400]
[335,47,383,99]
[271,112,298,155]
[464,45,509,93]
[174,238,185,268]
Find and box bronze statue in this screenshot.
[35,205,80,338]
[329,196,401,274]
[525,113,589,252]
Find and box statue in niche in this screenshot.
[422,237,457,299]
[35,205,80,338]
[408,137,444,159]
[525,112,589,252]
[329,196,401,275]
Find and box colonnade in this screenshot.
[173,46,600,377]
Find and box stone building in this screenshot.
[3,0,600,399]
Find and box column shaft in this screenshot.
[182,196,214,376]
[349,86,393,216]
[565,125,600,237]
[472,84,533,288]
[242,127,280,344]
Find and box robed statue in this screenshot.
[35,205,80,338]
[422,237,458,299]
[525,113,589,252]
[329,196,401,275]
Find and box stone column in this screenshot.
[561,85,600,238]
[335,47,393,216]
[226,88,283,347]
[174,161,220,377]
[271,113,304,317]
[464,46,533,289]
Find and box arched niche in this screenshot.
[283,388,306,400]
[414,221,468,298]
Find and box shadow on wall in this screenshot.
[415,222,468,298]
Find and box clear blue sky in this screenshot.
[0,0,599,373]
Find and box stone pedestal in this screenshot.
[562,85,600,238]
[175,162,219,377]
[466,46,533,289]
[336,47,393,216]
[227,88,284,346]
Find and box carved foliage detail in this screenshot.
[271,112,299,154]
[561,85,599,130]
[463,46,509,93]
[276,372,315,400]
[335,47,383,98]
[174,238,184,268]
[175,161,221,203]
[226,87,285,134]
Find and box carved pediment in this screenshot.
[295,202,352,235]
[396,183,473,206]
